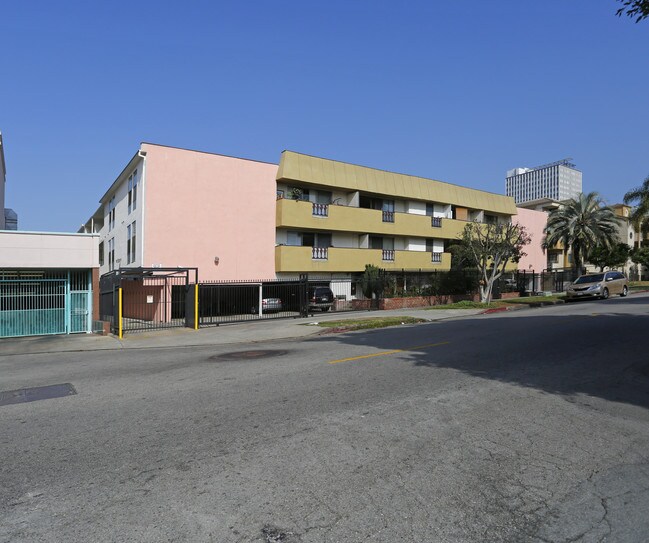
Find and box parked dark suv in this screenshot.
[308,286,335,312]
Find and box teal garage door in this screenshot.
[0,270,92,338]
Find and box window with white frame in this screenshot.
[108,196,116,231]
[98,241,104,266]
[127,169,138,214]
[127,221,136,264]
[108,238,115,271]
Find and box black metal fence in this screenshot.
[100,268,198,334]
[198,278,307,326]
[99,267,589,335]
[503,269,581,296]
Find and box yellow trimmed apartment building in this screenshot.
[274,151,518,278]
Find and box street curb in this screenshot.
[481,306,511,314]
[480,300,567,314]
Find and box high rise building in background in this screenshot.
[0,132,18,230]
[505,158,582,206]
[0,132,6,230]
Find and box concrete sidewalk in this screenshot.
[0,307,486,356]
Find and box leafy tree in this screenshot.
[446,241,472,270]
[631,246,649,268]
[361,264,384,299]
[623,173,649,240]
[460,222,530,303]
[588,242,631,271]
[617,0,649,22]
[543,192,620,275]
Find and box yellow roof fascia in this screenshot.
[277,151,517,215]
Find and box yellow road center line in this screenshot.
[328,341,450,365]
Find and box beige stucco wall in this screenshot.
[0,231,99,268]
[278,151,518,215]
[141,144,278,281]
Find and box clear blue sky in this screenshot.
[1,0,647,232]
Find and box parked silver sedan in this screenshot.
[565,271,628,301]
[261,297,283,313]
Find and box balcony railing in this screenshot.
[382,210,395,223]
[382,249,395,261]
[312,203,329,217]
[431,216,443,228]
[431,252,442,263]
[312,247,328,260]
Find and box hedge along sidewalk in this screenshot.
[423,294,566,311]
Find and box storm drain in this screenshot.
[211,349,289,361]
[0,383,77,407]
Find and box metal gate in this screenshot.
[198,277,306,326]
[100,268,198,335]
[70,270,92,333]
[0,270,92,338]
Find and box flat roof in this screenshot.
[278,150,517,215]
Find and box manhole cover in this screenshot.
[0,383,77,407]
[211,349,289,361]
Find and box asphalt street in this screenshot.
[1,294,649,542]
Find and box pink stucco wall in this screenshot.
[142,144,278,281]
[513,207,548,272]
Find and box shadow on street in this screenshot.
[310,296,649,412]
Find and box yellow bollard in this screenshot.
[194,284,199,330]
[118,287,123,339]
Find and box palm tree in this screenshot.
[624,173,649,280]
[623,173,649,241]
[543,192,619,275]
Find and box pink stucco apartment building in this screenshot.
[81,143,548,287]
[80,143,278,281]
[513,207,548,272]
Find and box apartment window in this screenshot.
[315,190,332,204]
[288,186,310,201]
[98,241,104,266]
[287,231,331,248]
[127,225,131,264]
[315,233,331,248]
[370,236,394,250]
[371,234,395,261]
[108,238,115,271]
[360,196,394,213]
[127,169,138,214]
[108,196,116,231]
[426,203,434,216]
[127,221,136,264]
